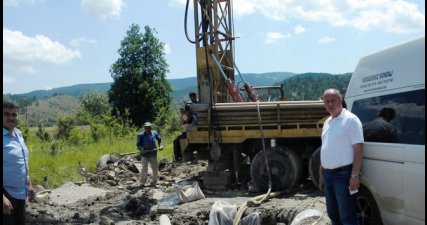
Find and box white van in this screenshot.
[345,37,425,225]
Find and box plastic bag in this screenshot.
[290,209,323,225]
[239,212,260,225]
[173,181,205,203]
[158,192,181,206]
[208,200,237,225]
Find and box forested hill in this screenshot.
[280,73,352,100]
[5,72,351,126]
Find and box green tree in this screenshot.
[108,24,172,127]
[79,91,110,117]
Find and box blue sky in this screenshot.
[3,0,425,94]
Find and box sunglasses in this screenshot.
[3,112,18,117]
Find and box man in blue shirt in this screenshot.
[3,101,35,225]
[136,122,163,187]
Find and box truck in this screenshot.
[179,0,330,191]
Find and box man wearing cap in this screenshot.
[137,122,163,187]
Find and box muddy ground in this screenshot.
[26,156,331,225]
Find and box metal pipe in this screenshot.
[190,101,325,111]
[210,52,230,81]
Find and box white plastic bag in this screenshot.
[290,209,323,225]
[208,200,237,225]
[173,181,205,203]
[239,212,260,225]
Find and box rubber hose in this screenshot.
[232,191,283,225]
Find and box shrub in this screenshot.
[36,123,51,142]
[67,129,90,146]
[56,115,75,140]
[90,122,107,142]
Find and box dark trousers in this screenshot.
[173,132,187,161]
[323,168,359,225]
[3,190,26,225]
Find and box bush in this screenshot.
[154,106,183,135]
[101,114,134,141]
[50,140,63,156]
[36,123,51,142]
[67,129,90,146]
[90,122,107,142]
[56,115,75,140]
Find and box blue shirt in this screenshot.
[3,128,29,200]
[136,131,162,157]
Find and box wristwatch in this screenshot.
[351,173,361,179]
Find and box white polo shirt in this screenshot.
[320,109,364,169]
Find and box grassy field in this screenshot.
[25,127,176,188]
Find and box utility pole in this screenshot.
[25,99,28,126]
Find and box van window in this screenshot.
[351,89,425,145]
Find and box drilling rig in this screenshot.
[182,0,329,191]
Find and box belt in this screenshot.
[323,164,352,172]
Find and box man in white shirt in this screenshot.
[319,88,364,225]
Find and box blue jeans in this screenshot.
[323,168,358,225]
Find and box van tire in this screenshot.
[308,147,321,189]
[250,147,302,191]
[357,186,383,225]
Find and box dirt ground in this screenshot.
[26,155,331,225]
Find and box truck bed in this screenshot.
[186,100,329,143]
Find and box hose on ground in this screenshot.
[232,191,283,225]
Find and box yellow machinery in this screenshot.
[183,0,329,191]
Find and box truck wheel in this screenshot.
[308,147,321,189]
[357,186,383,225]
[250,147,302,191]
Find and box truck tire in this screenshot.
[250,146,302,191]
[308,147,321,189]
[357,186,383,225]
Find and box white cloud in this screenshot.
[3,76,16,84]
[265,32,290,44]
[317,36,335,44]
[81,0,123,20]
[350,0,425,33]
[3,28,81,74]
[294,25,306,34]
[232,0,258,16]
[45,86,52,90]
[181,0,424,34]
[70,37,98,47]
[164,43,172,54]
